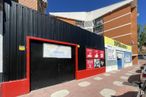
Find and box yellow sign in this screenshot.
[19,45,25,51]
[104,36,131,51]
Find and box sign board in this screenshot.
[104,36,132,52]
[86,59,94,69]
[43,43,71,58]
[19,45,25,51]
[86,48,93,58]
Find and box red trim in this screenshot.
[76,67,106,79]
[1,79,29,97]
[26,36,79,89]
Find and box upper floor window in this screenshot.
[93,18,103,33]
[76,20,84,27]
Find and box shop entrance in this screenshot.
[117,58,122,69]
[30,39,76,90]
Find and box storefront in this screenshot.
[1,2,105,97]
[104,37,132,72]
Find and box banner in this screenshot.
[43,43,71,58]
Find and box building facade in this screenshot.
[13,0,47,13]
[50,0,138,65]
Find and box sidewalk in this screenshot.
[20,65,141,97]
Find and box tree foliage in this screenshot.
[138,25,146,51]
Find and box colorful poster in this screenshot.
[100,59,105,67]
[86,48,93,58]
[124,52,132,63]
[106,47,116,60]
[93,50,99,58]
[86,59,94,69]
[99,50,104,59]
[94,59,100,68]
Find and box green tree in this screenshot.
[138,25,146,54]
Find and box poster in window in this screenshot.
[86,59,94,69]
[86,48,93,58]
[94,59,100,68]
[93,50,99,58]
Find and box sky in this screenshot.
[47,0,146,26]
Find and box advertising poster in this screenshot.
[99,50,104,59]
[100,59,105,67]
[106,47,116,60]
[86,48,93,58]
[124,52,132,63]
[93,49,99,58]
[94,59,100,68]
[86,59,94,69]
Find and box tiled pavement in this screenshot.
[20,65,142,97]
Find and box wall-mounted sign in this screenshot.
[86,48,93,58]
[86,59,94,69]
[43,43,71,58]
[19,45,25,51]
[104,36,132,52]
[93,50,99,58]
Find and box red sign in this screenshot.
[99,50,104,59]
[86,59,94,69]
[86,48,93,58]
[93,49,99,58]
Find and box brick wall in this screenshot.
[18,0,38,10]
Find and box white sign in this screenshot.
[43,43,71,58]
[106,46,116,60]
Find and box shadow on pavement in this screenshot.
[112,91,137,97]
[122,74,141,87]
[128,74,141,83]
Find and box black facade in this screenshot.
[3,1,104,83]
